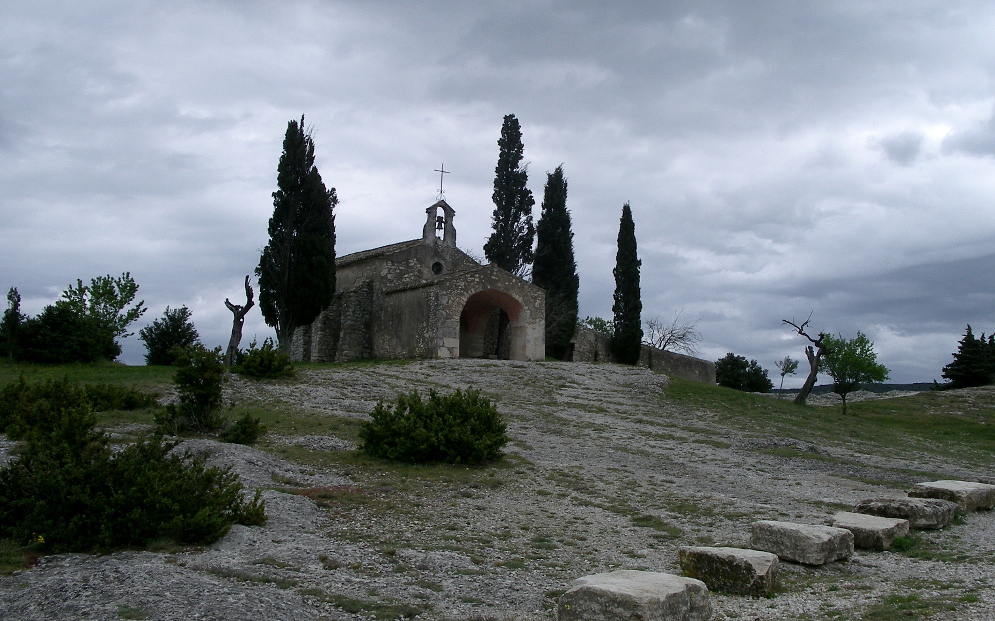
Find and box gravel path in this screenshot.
[2,360,994,620]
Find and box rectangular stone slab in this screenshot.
[908,480,995,513]
[557,570,712,621]
[832,511,910,550]
[678,546,778,597]
[749,520,853,565]
[853,497,958,529]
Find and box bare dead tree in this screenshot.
[782,313,828,405]
[644,309,702,356]
[225,275,255,367]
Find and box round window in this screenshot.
[431,261,444,275]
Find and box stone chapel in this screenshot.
[290,200,546,363]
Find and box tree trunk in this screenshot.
[225,276,255,367]
[794,345,821,405]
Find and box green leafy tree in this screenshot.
[256,116,337,352]
[139,306,201,366]
[2,287,23,361]
[715,353,774,392]
[17,304,119,363]
[484,114,535,277]
[611,203,642,365]
[580,316,614,336]
[775,355,799,392]
[941,325,995,389]
[60,272,147,342]
[821,332,889,414]
[532,165,579,359]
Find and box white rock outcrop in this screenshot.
[749,520,853,565]
[557,570,712,621]
[908,480,995,513]
[853,497,958,529]
[678,546,778,597]
[832,511,910,550]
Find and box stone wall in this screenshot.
[293,235,545,362]
[571,325,716,384]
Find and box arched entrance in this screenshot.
[459,289,528,360]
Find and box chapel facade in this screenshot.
[291,200,546,362]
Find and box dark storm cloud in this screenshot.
[2,1,995,384]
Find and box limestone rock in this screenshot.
[908,480,995,513]
[832,511,910,550]
[557,570,712,621]
[853,497,958,529]
[678,546,778,597]
[749,520,853,565]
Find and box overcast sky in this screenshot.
[3,1,995,386]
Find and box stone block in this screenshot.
[557,570,711,621]
[678,546,778,597]
[832,511,910,550]
[908,480,995,513]
[749,520,853,565]
[853,497,958,529]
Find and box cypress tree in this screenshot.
[484,114,535,277]
[532,165,579,360]
[256,116,337,352]
[942,325,995,388]
[612,203,642,365]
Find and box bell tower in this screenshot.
[422,199,456,247]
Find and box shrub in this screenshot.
[233,338,294,379]
[16,303,120,363]
[359,388,508,464]
[0,376,157,438]
[0,385,266,552]
[715,353,774,393]
[154,345,227,434]
[220,413,267,445]
[139,306,200,366]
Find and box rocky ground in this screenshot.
[2,360,994,620]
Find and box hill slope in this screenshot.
[2,360,994,620]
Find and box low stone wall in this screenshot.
[571,326,716,384]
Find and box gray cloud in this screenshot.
[943,105,995,157]
[877,132,925,166]
[2,1,995,385]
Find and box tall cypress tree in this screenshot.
[256,116,337,352]
[484,114,535,277]
[532,165,579,360]
[612,203,642,365]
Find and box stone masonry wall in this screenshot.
[571,325,716,384]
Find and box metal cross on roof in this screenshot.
[434,163,449,199]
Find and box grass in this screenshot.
[0,538,39,575]
[0,360,174,392]
[664,377,995,467]
[861,593,960,619]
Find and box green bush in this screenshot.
[16,304,120,363]
[155,344,227,434]
[715,352,774,393]
[359,388,508,464]
[0,390,266,552]
[220,413,267,445]
[233,338,294,379]
[0,376,157,438]
[139,306,200,366]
